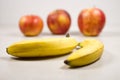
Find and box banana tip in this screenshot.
[6,48,9,54]
[64,60,69,65]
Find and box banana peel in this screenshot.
[6,37,104,67]
[64,39,104,67]
[6,37,78,57]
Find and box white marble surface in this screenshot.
[0,0,120,80]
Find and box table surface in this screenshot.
[0,25,120,80]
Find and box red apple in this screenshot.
[78,7,106,36]
[19,15,43,36]
[47,9,71,34]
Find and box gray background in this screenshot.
[0,0,120,80]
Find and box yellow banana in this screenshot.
[6,37,78,57]
[64,39,104,67]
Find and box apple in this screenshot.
[78,7,106,36]
[19,15,43,36]
[47,9,71,34]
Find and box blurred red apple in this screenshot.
[47,9,71,34]
[78,7,106,36]
[19,15,43,36]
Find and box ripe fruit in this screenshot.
[64,39,104,67]
[47,9,71,34]
[19,15,43,36]
[6,37,78,57]
[78,7,106,36]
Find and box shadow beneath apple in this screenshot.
[40,31,83,37]
[69,30,120,38]
[68,31,83,36]
[41,32,52,36]
[40,32,70,38]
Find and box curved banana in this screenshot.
[6,37,78,57]
[64,39,104,67]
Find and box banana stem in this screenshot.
[76,43,81,50]
[66,33,70,37]
[6,48,9,54]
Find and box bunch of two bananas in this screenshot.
[6,37,104,67]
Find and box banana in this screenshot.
[6,37,78,57]
[64,39,104,67]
